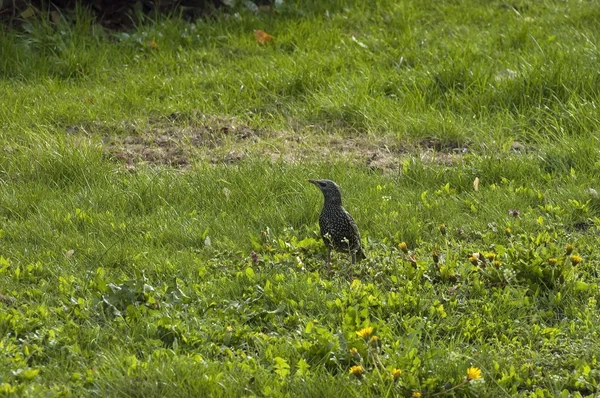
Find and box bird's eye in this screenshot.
[319,182,326,187]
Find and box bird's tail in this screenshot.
[356,247,366,261]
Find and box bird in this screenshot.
[308,179,366,268]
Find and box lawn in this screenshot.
[1,0,600,396]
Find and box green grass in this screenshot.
[1,0,600,396]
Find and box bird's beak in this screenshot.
[308,179,318,185]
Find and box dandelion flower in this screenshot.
[411,392,421,398]
[484,252,496,261]
[548,258,558,265]
[466,367,482,381]
[349,365,364,378]
[398,242,409,253]
[468,256,479,265]
[356,327,374,339]
[392,368,402,381]
[570,255,582,265]
[369,335,381,348]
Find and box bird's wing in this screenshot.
[344,209,361,240]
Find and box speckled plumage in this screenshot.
[309,179,366,265]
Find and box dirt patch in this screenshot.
[69,113,469,171]
[96,113,262,169]
[105,134,190,168]
[257,133,464,172]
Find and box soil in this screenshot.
[66,112,469,172]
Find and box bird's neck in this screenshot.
[324,197,342,207]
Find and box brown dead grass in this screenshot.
[98,113,262,169]
[66,112,469,172]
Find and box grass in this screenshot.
[1,0,600,396]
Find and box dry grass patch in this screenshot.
[92,113,471,171]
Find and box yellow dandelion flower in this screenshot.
[468,256,479,265]
[484,252,496,261]
[356,326,374,339]
[466,367,482,381]
[392,368,402,381]
[493,260,501,267]
[411,392,421,398]
[369,335,381,348]
[398,242,409,253]
[548,257,558,265]
[504,227,511,235]
[349,348,358,356]
[349,365,364,377]
[226,325,233,332]
[571,255,582,265]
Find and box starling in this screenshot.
[309,179,366,266]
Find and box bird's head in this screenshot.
[308,179,343,205]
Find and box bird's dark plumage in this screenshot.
[309,179,366,266]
